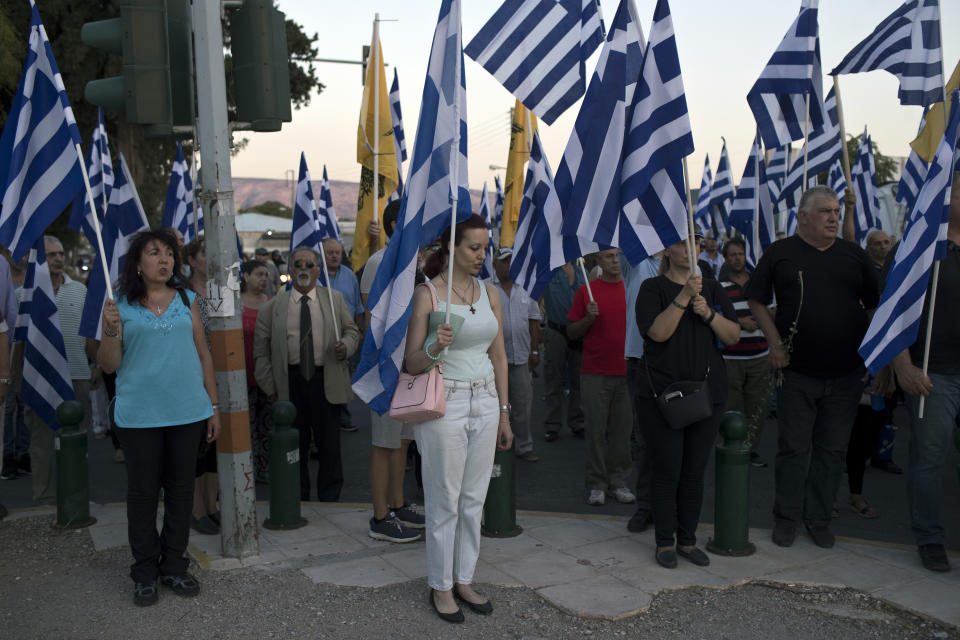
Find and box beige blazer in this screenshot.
[253,286,360,405]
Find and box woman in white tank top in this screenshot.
[404,214,513,623]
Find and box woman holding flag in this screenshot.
[404,214,513,623]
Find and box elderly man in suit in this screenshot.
[254,246,360,502]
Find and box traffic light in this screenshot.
[81,0,194,137]
[229,0,292,132]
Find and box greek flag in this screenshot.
[477,181,495,280]
[161,142,201,242]
[79,153,149,340]
[68,108,114,246]
[694,154,713,234]
[318,165,342,243]
[850,127,882,242]
[352,0,471,413]
[778,87,841,209]
[785,206,798,236]
[493,174,505,237]
[858,89,959,374]
[709,140,735,236]
[897,110,930,213]
[829,158,847,202]
[290,152,322,255]
[765,144,790,205]
[831,0,944,107]
[729,132,775,268]
[465,0,605,125]
[746,0,826,150]
[387,69,407,205]
[14,236,74,430]
[0,0,83,263]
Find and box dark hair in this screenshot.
[117,228,185,303]
[240,259,268,293]
[182,237,204,265]
[721,237,746,258]
[423,214,489,278]
[383,200,401,239]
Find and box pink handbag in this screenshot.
[389,283,446,424]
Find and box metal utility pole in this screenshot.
[192,0,258,558]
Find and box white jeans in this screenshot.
[415,374,499,591]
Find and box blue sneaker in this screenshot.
[393,503,426,529]
[369,512,422,543]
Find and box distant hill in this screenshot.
[232,177,485,219]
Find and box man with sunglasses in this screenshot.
[254,247,360,502]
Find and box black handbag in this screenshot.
[646,362,712,430]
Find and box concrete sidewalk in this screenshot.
[11,501,959,628]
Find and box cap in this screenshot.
[494,247,513,261]
[254,247,269,255]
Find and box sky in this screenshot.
[230,0,959,204]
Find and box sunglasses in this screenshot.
[294,261,315,269]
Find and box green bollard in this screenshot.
[263,401,307,530]
[706,411,755,556]
[481,446,522,538]
[54,401,96,530]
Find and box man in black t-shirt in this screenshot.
[746,186,879,550]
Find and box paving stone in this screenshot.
[609,562,736,593]
[301,555,409,587]
[88,522,127,551]
[561,535,652,572]
[537,574,651,620]
[494,549,597,588]
[279,534,366,559]
[380,545,428,580]
[871,576,960,628]
[524,518,622,549]
[478,531,547,564]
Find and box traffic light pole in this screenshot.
[192,0,258,558]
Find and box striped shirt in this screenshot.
[720,279,768,360]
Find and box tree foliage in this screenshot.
[245,200,292,219]
[0,0,323,252]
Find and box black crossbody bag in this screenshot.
[644,362,712,430]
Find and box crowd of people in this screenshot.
[0,180,958,617]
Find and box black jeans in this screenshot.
[638,394,721,548]
[115,421,205,584]
[626,359,653,510]
[289,366,342,501]
[847,404,882,495]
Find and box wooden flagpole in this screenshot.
[832,75,856,241]
[681,155,697,275]
[801,92,811,188]
[74,144,113,300]
[444,16,462,328]
[315,239,341,342]
[372,14,381,225]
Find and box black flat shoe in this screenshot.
[133,580,158,606]
[429,589,464,623]
[677,546,710,566]
[454,587,493,615]
[655,547,677,569]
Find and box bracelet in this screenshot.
[530,350,539,356]
[670,299,686,310]
[703,309,716,324]
[424,344,441,361]
[211,403,220,410]
[103,327,119,338]
[0,378,11,385]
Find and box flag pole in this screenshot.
[681,155,697,275]
[190,144,200,240]
[74,143,113,300]
[832,75,856,241]
[316,240,341,342]
[372,13,381,227]
[577,258,594,302]
[444,22,462,328]
[801,92,811,188]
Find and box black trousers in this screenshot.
[289,366,342,501]
[638,395,721,548]
[847,404,884,495]
[115,421,205,584]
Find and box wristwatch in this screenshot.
[500,403,512,413]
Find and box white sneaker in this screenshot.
[613,487,636,504]
[588,489,605,506]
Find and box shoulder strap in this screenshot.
[420,281,439,312]
[178,288,190,308]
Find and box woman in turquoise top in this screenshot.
[405,214,513,623]
[98,229,220,607]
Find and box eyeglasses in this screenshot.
[294,261,315,269]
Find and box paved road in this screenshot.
[2,369,959,550]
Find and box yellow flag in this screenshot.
[354,30,398,272]
[499,100,538,248]
[910,58,960,162]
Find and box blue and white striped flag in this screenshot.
[898,110,930,213]
[746,0,826,150]
[465,0,605,125]
[829,158,847,202]
[0,0,83,262]
[478,181,495,280]
[352,0,471,413]
[710,139,735,236]
[785,206,798,236]
[68,107,114,246]
[831,0,944,107]
[386,69,407,205]
[14,236,74,430]
[318,165,342,243]
[765,144,790,206]
[858,89,959,374]
[850,127,882,242]
[778,87,842,209]
[729,132,775,268]
[161,142,201,242]
[694,154,713,234]
[79,153,149,340]
[493,174,505,236]
[290,152,322,255]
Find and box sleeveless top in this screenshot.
[114,290,214,428]
[434,279,498,382]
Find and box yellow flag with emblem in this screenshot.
[499,99,538,248]
[354,30,398,272]
[910,58,960,162]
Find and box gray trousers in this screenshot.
[626,358,652,509]
[508,363,534,455]
[543,325,584,434]
[724,354,774,450]
[581,374,632,491]
[25,379,91,505]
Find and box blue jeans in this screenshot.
[906,373,960,546]
[773,369,862,529]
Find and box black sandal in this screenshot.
[134,580,158,606]
[160,573,200,598]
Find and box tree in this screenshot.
[0,1,323,251]
[245,201,292,219]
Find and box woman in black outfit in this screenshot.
[635,236,740,569]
